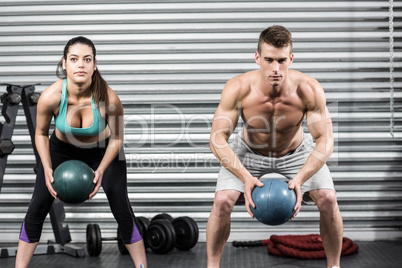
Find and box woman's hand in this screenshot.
[89,169,103,200]
[44,168,57,199]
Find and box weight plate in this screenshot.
[151,213,174,222]
[86,223,102,256]
[146,219,176,254]
[173,217,199,251]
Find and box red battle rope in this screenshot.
[232,234,359,259]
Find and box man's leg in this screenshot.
[309,189,343,268]
[207,190,241,268]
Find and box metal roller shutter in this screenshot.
[0,0,400,243]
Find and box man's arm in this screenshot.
[210,78,264,217]
[289,78,334,216]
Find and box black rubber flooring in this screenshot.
[1,241,402,267]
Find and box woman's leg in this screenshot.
[101,150,147,268]
[15,162,55,267]
[16,133,74,267]
[15,241,38,268]
[125,240,147,268]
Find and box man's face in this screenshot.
[255,43,294,87]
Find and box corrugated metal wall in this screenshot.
[0,0,401,243]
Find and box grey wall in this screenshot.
[0,0,401,243]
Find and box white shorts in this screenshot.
[215,133,335,204]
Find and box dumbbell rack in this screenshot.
[0,84,84,258]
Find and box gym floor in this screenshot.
[0,240,401,268]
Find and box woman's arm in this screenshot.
[89,88,124,199]
[35,81,62,199]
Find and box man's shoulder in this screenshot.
[228,70,258,84]
[224,70,257,98]
[290,70,322,94]
[290,69,316,84]
[289,70,326,109]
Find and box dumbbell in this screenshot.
[0,139,15,156]
[1,92,21,105]
[86,216,149,257]
[145,213,199,254]
[86,214,198,256]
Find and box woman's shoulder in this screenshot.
[105,86,123,115]
[38,80,63,108]
[42,79,63,94]
[106,86,121,104]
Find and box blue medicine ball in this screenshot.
[250,179,296,226]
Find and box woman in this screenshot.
[16,36,147,268]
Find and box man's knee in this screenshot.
[311,189,339,212]
[212,191,239,217]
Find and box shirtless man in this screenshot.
[207,25,343,268]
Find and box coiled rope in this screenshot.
[233,234,359,259]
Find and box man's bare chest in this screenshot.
[240,94,305,133]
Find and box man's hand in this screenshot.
[244,177,264,217]
[288,179,302,219]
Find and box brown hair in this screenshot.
[257,25,293,54]
[56,36,108,107]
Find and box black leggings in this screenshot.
[19,132,142,244]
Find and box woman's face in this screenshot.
[62,43,97,85]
